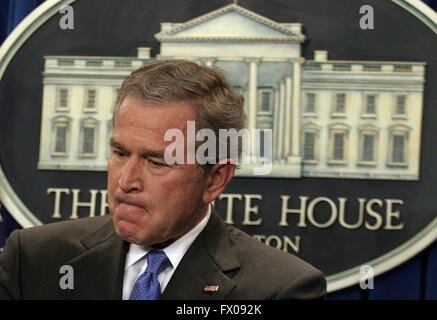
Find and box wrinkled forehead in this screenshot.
[114,96,197,133]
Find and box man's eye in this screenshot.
[149,159,165,167]
[113,150,126,158]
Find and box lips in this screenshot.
[118,201,145,211]
[113,189,147,209]
[110,189,151,225]
[116,201,147,217]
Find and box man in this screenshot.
[0,60,326,299]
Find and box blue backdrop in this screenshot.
[0,0,436,300]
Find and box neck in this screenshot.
[150,203,209,249]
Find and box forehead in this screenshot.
[114,96,196,134]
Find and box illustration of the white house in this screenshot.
[38,3,426,180]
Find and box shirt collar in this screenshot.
[124,204,211,270]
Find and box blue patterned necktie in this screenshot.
[129,249,170,300]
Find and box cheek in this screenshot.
[148,179,179,204]
[156,174,204,205]
[107,159,121,186]
[107,162,120,205]
[144,179,186,211]
[108,172,118,191]
[160,175,192,194]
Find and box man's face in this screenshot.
[108,96,209,248]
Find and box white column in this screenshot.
[283,74,293,157]
[272,87,280,162]
[291,60,302,158]
[277,79,285,161]
[246,58,259,132]
[246,58,260,159]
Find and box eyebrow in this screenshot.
[109,137,165,158]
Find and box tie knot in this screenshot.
[146,249,170,274]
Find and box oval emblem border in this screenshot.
[0,0,436,292]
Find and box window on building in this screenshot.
[251,128,273,163]
[392,135,405,163]
[333,133,345,161]
[57,58,74,67]
[388,127,410,167]
[365,94,377,115]
[302,123,320,164]
[389,134,408,166]
[114,60,131,68]
[51,116,70,156]
[395,95,407,116]
[303,131,316,161]
[328,123,350,164]
[361,133,377,163]
[57,88,69,111]
[305,93,316,114]
[363,64,381,72]
[258,89,272,113]
[394,64,412,73]
[259,130,265,158]
[84,88,97,111]
[82,127,95,154]
[54,125,67,154]
[334,93,346,114]
[85,59,103,67]
[333,63,351,72]
[80,118,98,157]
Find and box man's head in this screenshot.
[113,60,246,164]
[108,60,245,248]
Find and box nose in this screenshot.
[119,157,143,193]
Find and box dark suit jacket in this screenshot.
[0,209,326,299]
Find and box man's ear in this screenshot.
[202,161,235,203]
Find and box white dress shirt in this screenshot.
[122,205,211,300]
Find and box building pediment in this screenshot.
[154,4,305,43]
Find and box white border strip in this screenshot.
[0,0,76,80]
[392,0,437,33]
[327,217,437,292]
[0,0,435,292]
[328,0,437,292]
[0,0,76,227]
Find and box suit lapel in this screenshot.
[161,209,240,300]
[60,210,238,299]
[66,216,129,299]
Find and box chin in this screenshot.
[114,219,142,243]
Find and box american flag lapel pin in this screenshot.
[203,285,219,292]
